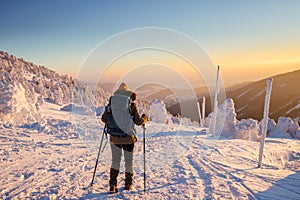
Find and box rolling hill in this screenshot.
[167,69,300,121]
[227,69,300,120]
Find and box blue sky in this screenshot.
[1,0,300,85]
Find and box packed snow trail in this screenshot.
[1,102,300,199]
[1,129,299,199]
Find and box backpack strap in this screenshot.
[129,102,135,117]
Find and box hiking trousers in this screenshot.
[110,143,134,173]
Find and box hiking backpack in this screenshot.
[106,94,135,137]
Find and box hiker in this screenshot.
[101,83,147,193]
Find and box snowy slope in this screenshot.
[168,69,300,121]
[227,69,300,120]
[1,102,300,199]
[0,51,111,125]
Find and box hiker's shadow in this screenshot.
[255,170,300,199]
[79,190,131,200]
[79,177,190,199]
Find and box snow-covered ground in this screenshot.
[1,102,300,200]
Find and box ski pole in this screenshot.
[90,126,106,187]
[142,124,146,192]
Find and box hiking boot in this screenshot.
[124,172,133,190]
[109,184,118,193]
[109,168,119,193]
[124,184,132,190]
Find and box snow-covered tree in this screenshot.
[149,99,171,124]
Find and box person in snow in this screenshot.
[101,83,147,193]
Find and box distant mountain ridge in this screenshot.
[169,69,300,121]
[227,69,300,120]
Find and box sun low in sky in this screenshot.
[1,0,300,87]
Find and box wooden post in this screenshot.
[258,78,273,168]
[202,97,205,128]
[197,102,202,127]
[212,66,220,137]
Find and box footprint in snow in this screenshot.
[48,168,63,172]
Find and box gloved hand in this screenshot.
[132,135,137,143]
[141,114,148,122]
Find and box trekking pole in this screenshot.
[101,137,108,153]
[142,124,146,192]
[90,125,106,187]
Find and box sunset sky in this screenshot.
[1,0,300,87]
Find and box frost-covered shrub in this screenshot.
[205,98,264,141]
[236,118,260,141]
[220,98,237,132]
[266,117,300,139]
[267,118,276,135]
[149,99,170,124]
[180,117,199,126]
[0,51,111,124]
[206,98,237,137]
[0,82,42,125]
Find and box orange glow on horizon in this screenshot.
[98,49,207,88]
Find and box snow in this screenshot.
[0,51,111,125]
[60,103,92,115]
[236,118,260,141]
[205,98,300,141]
[1,101,300,199]
[236,104,247,112]
[268,117,300,139]
[148,99,171,124]
[237,87,252,99]
[286,100,300,115]
[254,90,264,98]
[92,106,106,117]
[0,81,42,125]
[206,98,260,139]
